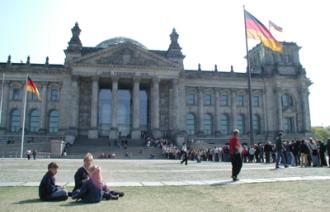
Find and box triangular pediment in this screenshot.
[74,43,178,68]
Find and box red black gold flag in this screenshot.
[26,76,41,100]
[245,10,283,52]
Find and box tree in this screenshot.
[312,126,330,142]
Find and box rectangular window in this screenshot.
[220,95,229,106]
[253,96,260,107]
[31,93,38,101]
[203,95,212,106]
[186,94,196,105]
[237,95,244,106]
[284,117,294,133]
[50,88,59,101]
[12,88,21,100]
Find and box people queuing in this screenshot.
[159,136,330,168]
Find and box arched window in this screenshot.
[281,94,293,108]
[220,114,229,135]
[203,113,213,135]
[10,109,20,132]
[48,110,59,133]
[29,109,40,133]
[253,114,261,134]
[236,114,245,134]
[186,113,196,135]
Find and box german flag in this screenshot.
[245,10,283,52]
[26,76,41,100]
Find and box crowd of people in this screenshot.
[159,136,330,168]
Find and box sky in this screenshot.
[0,0,329,127]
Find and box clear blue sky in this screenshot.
[1,0,329,126]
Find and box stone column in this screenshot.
[172,79,179,131]
[301,87,311,133]
[276,88,283,131]
[131,77,141,140]
[88,76,99,139]
[109,77,119,140]
[70,77,79,133]
[214,88,220,135]
[0,80,9,134]
[230,89,236,132]
[197,87,204,135]
[39,82,48,134]
[151,77,161,138]
[176,78,186,145]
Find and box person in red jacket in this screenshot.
[229,129,243,181]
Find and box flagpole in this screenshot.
[20,74,29,158]
[243,5,254,146]
[0,73,5,125]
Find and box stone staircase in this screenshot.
[66,136,165,159]
[0,139,51,158]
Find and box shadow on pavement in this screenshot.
[210,180,235,186]
[14,198,42,204]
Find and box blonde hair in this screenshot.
[84,153,94,162]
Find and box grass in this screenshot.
[1,181,329,212]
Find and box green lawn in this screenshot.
[1,181,329,212]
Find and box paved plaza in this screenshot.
[1,158,329,187]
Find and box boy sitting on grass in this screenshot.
[39,162,69,201]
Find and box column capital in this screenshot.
[91,76,99,81]
[72,75,80,81]
[171,78,178,85]
[152,76,160,84]
[274,87,283,94]
[133,75,141,83]
[111,76,119,82]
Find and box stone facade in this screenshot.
[0,23,312,145]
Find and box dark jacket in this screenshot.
[275,136,283,151]
[39,171,58,200]
[73,167,89,192]
[300,142,310,154]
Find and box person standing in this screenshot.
[300,140,309,167]
[318,140,328,167]
[264,141,272,163]
[32,149,37,160]
[327,139,330,168]
[275,132,288,169]
[26,149,32,160]
[229,129,243,181]
[180,143,189,165]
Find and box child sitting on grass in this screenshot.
[39,162,68,201]
[88,165,125,200]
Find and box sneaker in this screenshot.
[111,191,125,197]
[233,176,239,182]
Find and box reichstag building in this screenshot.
[0,23,312,144]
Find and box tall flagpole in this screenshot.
[243,5,255,146]
[20,74,29,158]
[0,73,5,125]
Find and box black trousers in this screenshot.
[231,154,243,178]
[181,152,188,165]
[265,152,270,163]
